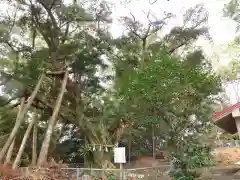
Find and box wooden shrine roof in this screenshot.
[212,103,240,134]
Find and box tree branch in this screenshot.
[37,0,59,31]
[33,96,75,123]
[0,71,29,90]
[0,76,12,86]
[149,0,158,4]
[46,70,73,75]
[129,12,142,39]
[61,22,70,44]
[0,96,22,107]
[167,41,186,54]
[31,14,52,47]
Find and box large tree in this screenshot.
[115,51,220,179]
[0,0,113,166]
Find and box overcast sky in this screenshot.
[110,0,237,65]
[111,0,236,42]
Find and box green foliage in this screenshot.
[169,141,215,180]
[117,51,220,176]
[224,0,240,29]
[220,132,240,140]
[118,52,220,123]
[0,105,18,137]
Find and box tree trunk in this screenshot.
[4,139,15,164]
[37,71,69,166]
[12,109,38,169]
[0,74,44,163]
[31,117,38,166]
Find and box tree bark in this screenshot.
[31,116,38,166]
[37,71,69,166]
[0,74,44,163]
[12,109,38,169]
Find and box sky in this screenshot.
[110,0,237,65]
[111,0,236,43]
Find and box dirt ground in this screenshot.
[197,147,240,180]
[135,148,240,179]
[124,148,240,179]
[129,147,240,167]
[213,147,240,165]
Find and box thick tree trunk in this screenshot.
[0,74,44,163]
[4,139,15,164]
[31,118,38,166]
[37,71,69,166]
[12,109,38,169]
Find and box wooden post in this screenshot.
[128,134,131,164]
[232,109,240,139]
[120,163,124,180]
[76,168,80,180]
[152,124,156,160]
[235,117,240,139]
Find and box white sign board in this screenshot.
[114,147,126,163]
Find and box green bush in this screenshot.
[168,141,215,180]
